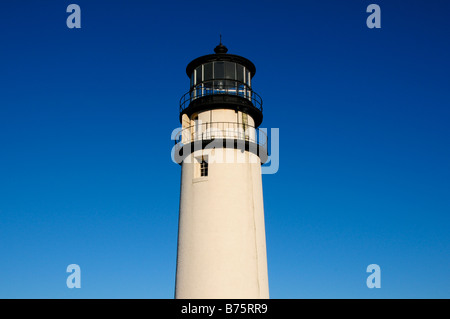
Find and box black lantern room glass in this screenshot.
[190,61,252,101]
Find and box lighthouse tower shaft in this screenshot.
[174,43,269,298]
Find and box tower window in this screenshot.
[200,158,208,177]
[194,156,209,179]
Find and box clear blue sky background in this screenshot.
[0,0,449,298]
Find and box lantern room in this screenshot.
[180,42,263,127]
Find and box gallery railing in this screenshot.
[174,121,267,148]
[179,79,263,113]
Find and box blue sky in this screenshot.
[0,0,449,298]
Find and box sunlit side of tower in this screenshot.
[174,42,269,298]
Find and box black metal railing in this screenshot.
[179,79,263,114]
[174,121,267,148]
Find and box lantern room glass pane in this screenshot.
[214,80,224,88]
[225,62,235,80]
[237,64,244,83]
[224,80,235,89]
[214,61,224,79]
[204,79,213,95]
[204,63,213,81]
[196,66,202,84]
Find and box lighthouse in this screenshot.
[174,41,269,299]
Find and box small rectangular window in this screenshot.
[200,158,208,177]
[194,156,209,179]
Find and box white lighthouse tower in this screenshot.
[174,42,269,299]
